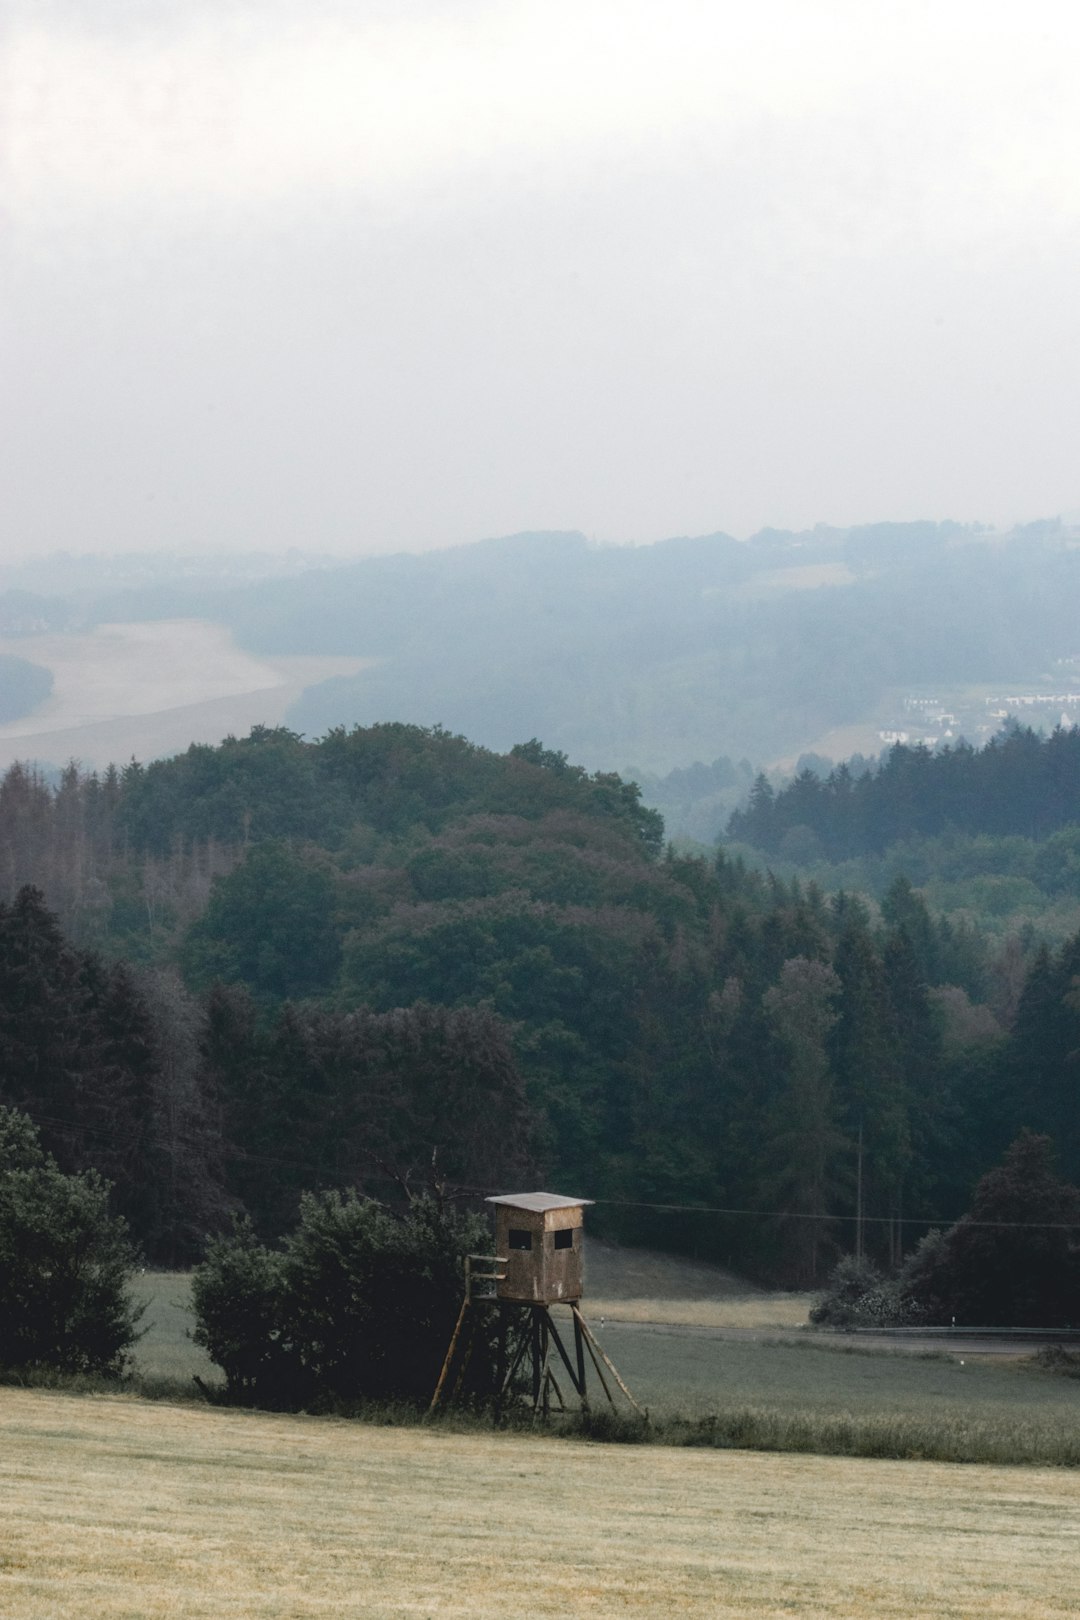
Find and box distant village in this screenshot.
[878,672,1080,750]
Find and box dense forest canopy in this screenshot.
[1,720,1078,1294]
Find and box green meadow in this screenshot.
[130,1271,1080,1468]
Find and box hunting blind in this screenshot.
[429,1190,644,1421]
[487,1190,588,1303]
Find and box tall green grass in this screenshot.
[5,1362,1079,1468]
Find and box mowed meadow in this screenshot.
[3,1256,1080,1616]
[3,1386,1079,1619]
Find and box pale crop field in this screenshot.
[0,619,373,772]
[587,1293,812,1330]
[2,1385,1079,1619]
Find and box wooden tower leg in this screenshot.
[429,1298,471,1414]
[533,1313,553,1421]
[572,1306,590,1413]
[529,1307,548,1412]
[450,1306,478,1402]
[571,1304,647,1420]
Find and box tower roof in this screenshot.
[485,1191,594,1213]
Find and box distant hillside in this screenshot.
[0,653,54,723]
[71,519,1080,776]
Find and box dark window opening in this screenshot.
[553,1228,574,1250]
[508,1228,532,1251]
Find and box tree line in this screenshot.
[729,725,1080,861]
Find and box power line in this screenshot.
[589,1197,1080,1233]
[13,1107,1080,1234]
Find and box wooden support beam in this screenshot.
[544,1309,587,1397]
[429,1297,471,1414]
[533,1312,554,1421]
[572,1308,590,1414]
[574,1309,617,1410]
[572,1305,647,1420]
[450,1308,477,1402]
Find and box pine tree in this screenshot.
[0,886,91,1166]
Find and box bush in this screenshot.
[1034,1345,1080,1379]
[812,1135,1080,1331]
[0,1108,141,1376]
[810,1253,925,1329]
[811,1256,887,1327]
[192,1193,493,1408]
[190,1217,293,1403]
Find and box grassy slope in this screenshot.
[2,1385,1079,1619]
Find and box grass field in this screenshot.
[2,1385,1079,1618]
[130,1269,1080,1468]
[4,1265,1079,1616]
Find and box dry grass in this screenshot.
[2,1386,1079,1618]
[587,1294,811,1330]
[585,1239,768,1302]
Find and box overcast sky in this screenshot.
[4,0,1079,561]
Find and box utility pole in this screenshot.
[856,1117,864,1262]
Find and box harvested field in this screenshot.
[2,1386,1078,1618]
[0,619,373,771]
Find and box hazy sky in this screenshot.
[4,0,1079,561]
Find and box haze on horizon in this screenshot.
[4,0,1079,565]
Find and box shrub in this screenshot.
[190,1216,293,1403]
[192,1193,493,1407]
[809,1252,927,1329]
[1034,1345,1080,1379]
[0,1108,141,1376]
[810,1255,886,1327]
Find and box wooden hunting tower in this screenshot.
[430,1189,644,1422]
[485,1191,592,1304]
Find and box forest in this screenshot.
[727,726,1080,943]
[1,721,1078,1288]
[729,725,1080,857]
